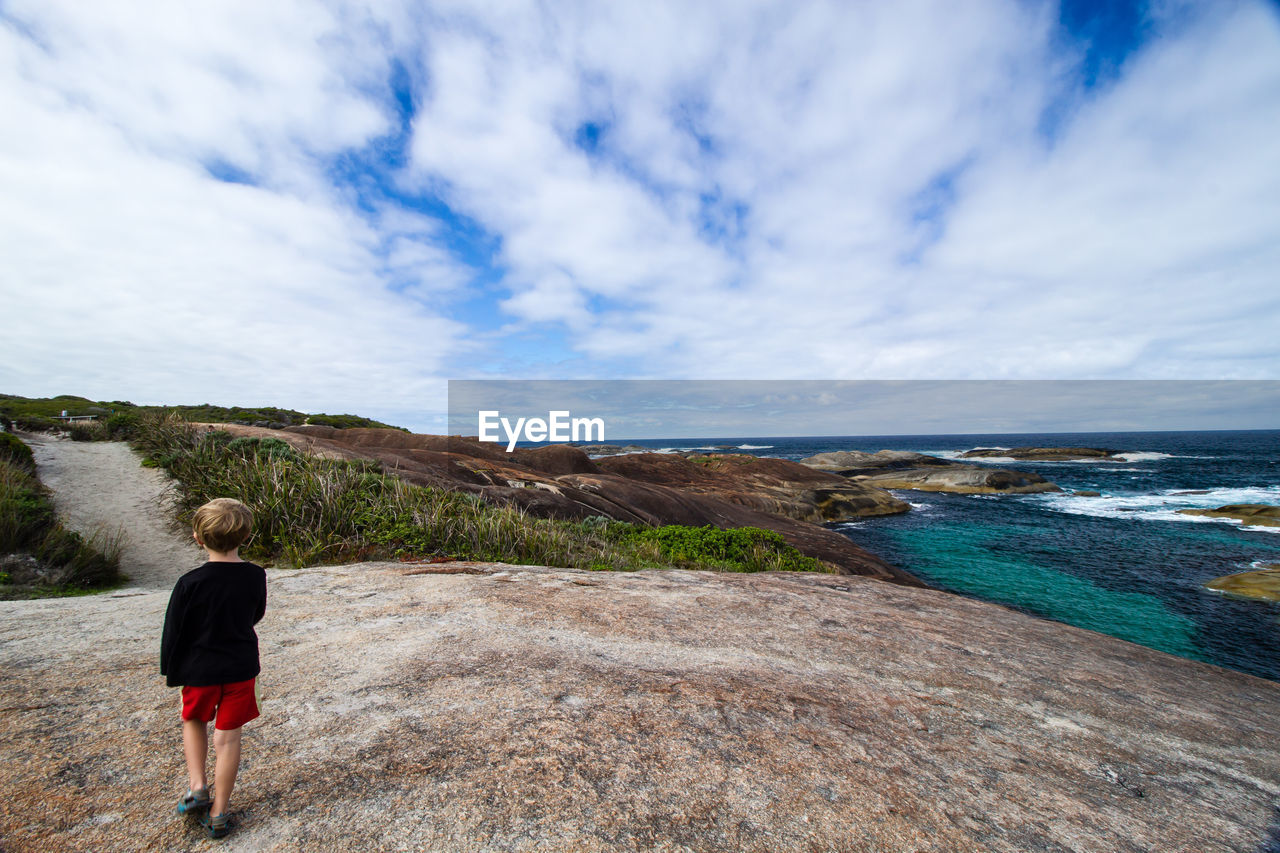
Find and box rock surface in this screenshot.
[1206,566,1280,602]
[3,436,1279,852]
[858,467,1060,494]
[4,563,1280,852]
[800,450,1060,495]
[204,426,919,585]
[1179,504,1280,528]
[959,447,1119,461]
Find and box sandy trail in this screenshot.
[23,434,204,589]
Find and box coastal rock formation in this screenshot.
[801,449,1060,495]
[202,425,919,585]
[3,562,1279,852]
[859,467,1060,494]
[573,443,653,456]
[801,449,953,475]
[590,452,910,521]
[960,446,1119,461]
[1206,566,1280,602]
[1179,504,1280,528]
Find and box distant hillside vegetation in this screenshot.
[0,394,407,433]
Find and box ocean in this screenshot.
[596,430,1280,682]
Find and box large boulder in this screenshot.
[1206,566,1280,602]
[960,446,1119,460]
[860,467,1060,494]
[593,453,909,522]
[801,449,952,475]
[1178,504,1280,528]
[801,449,1061,494]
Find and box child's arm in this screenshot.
[159,582,188,681]
[253,566,267,624]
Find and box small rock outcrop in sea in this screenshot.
[1178,504,1280,528]
[1206,566,1280,602]
[801,449,1060,494]
[959,446,1119,460]
[573,443,652,456]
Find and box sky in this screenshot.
[447,380,1280,439]
[2,0,1279,433]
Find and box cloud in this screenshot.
[402,0,1280,382]
[0,0,475,425]
[2,1,1278,432]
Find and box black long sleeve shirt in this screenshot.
[160,561,267,688]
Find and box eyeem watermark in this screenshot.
[478,410,605,452]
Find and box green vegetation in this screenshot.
[0,431,35,473]
[131,412,829,574]
[0,393,406,435]
[0,436,123,598]
[611,524,825,573]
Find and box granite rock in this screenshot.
[2,562,1277,852]
[959,447,1119,461]
[1179,504,1280,528]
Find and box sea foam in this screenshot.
[1034,485,1280,531]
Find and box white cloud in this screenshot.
[0,1,475,425]
[3,0,1278,434]
[402,0,1280,380]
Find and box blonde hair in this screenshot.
[192,498,253,552]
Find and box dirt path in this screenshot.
[23,434,204,589]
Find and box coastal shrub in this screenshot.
[0,457,123,597]
[14,414,58,432]
[226,436,298,462]
[67,422,104,441]
[306,413,409,431]
[130,412,828,574]
[100,410,141,440]
[611,524,826,573]
[0,432,36,474]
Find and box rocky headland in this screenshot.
[198,425,921,586]
[800,450,1060,495]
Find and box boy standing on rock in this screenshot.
[161,498,267,840]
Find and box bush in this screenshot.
[610,524,827,573]
[0,432,35,474]
[66,422,104,441]
[14,414,58,432]
[100,410,141,440]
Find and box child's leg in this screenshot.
[211,726,242,815]
[182,718,209,791]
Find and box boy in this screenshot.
[160,498,267,840]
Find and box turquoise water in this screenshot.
[607,430,1280,681]
[886,521,1201,660]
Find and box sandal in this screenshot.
[200,811,232,840]
[175,787,212,816]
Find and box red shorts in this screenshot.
[181,678,260,730]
